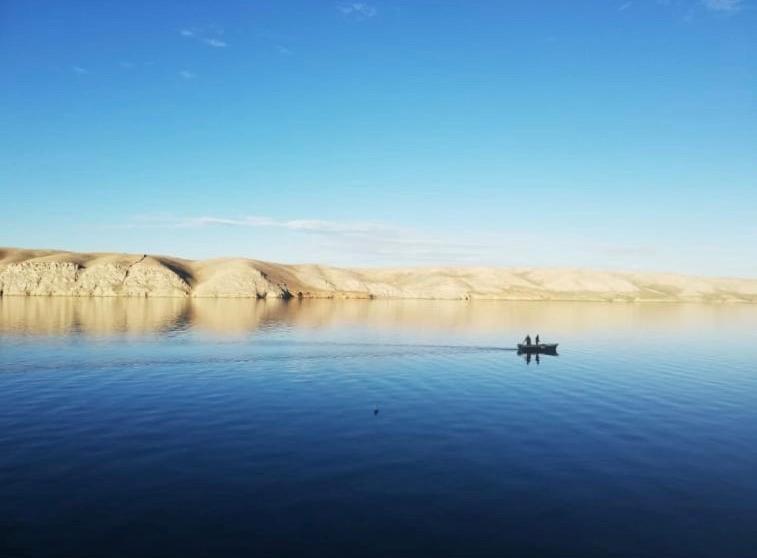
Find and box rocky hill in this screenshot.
[1,247,756,302]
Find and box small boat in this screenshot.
[517,343,558,354]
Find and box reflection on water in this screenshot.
[0,296,190,336]
[2,296,756,339]
[2,297,757,557]
[522,351,557,365]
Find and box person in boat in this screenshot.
[524,334,532,345]
[535,334,540,345]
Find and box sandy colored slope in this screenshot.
[1,247,756,302]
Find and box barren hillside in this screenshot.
[1,248,756,302]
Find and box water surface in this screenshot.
[2,298,757,557]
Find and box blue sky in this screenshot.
[1,1,755,275]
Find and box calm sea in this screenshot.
[1,297,757,557]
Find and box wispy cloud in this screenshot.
[180,27,229,48]
[337,3,377,19]
[276,45,292,55]
[126,214,495,264]
[701,0,743,11]
[122,214,672,268]
[203,38,227,48]
[618,2,633,11]
[72,66,88,75]
[179,70,196,79]
[132,214,400,235]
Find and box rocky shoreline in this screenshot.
[2,247,756,302]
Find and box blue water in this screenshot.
[2,298,757,557]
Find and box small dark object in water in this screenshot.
[374,408,379,416]
[517,343,558,354]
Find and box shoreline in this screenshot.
[2,247,756,303]
[0,293,755,304]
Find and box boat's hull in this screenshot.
[517,343,558,354]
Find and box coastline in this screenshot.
[2,247,757,303]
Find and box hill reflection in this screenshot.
[2,296,755,339]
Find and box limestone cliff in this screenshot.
[1,247,756,302]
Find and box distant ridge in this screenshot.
[1,247,756,302]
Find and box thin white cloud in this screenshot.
[134,214,400,235]
[127,214,492,264]
[180,27,229,47]
[122,214,683,268]
[203,38,227,48]
[701,0,743,11]
[72,66,88,75]
[337,3,377,19]
[276,45,292,55]
[179,70,196,79]
[618,2,632,11]
[119,61,134,69]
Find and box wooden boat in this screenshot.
[517,343,558,353]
